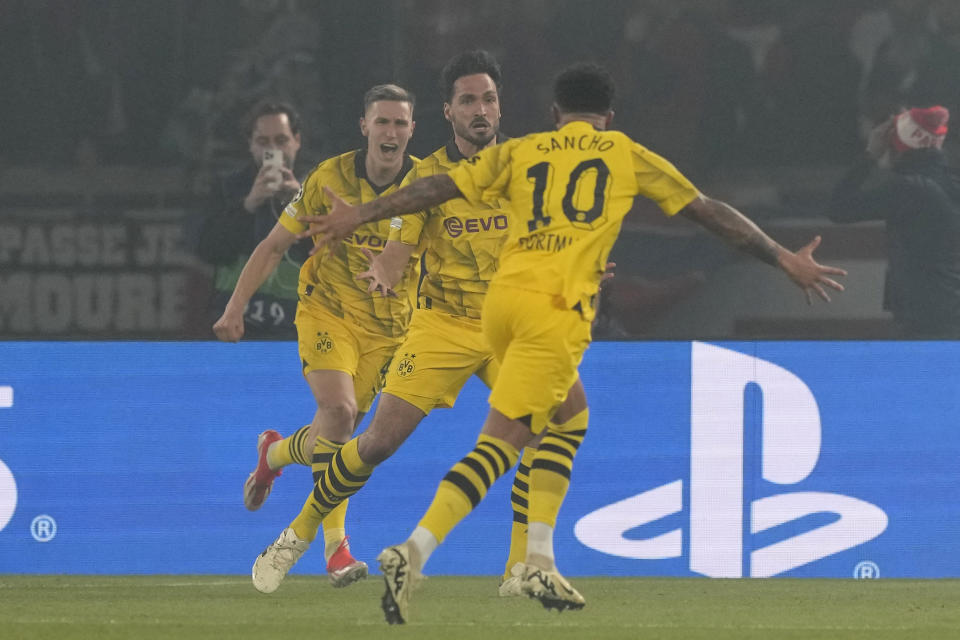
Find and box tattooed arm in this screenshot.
[680,194,783,266]
[679,194,846,304]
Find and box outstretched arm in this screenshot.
[298,175,462,254]
[679,194,847,304]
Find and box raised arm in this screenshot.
[298,175,462,253]
[679,194,846,304]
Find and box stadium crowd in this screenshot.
[4,0,959,339]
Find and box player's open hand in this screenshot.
[356,247,398,298]
[778,235,847,304]
[297,187,363,255]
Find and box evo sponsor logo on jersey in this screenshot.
[444,215,508,238]
[575,342,888,577]
[347,233,386,248]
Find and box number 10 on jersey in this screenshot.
[526,159,611,232]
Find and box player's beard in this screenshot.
[456,120,497,150]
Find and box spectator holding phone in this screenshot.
[197,99,310,338]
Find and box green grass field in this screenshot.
[2,575,958,640]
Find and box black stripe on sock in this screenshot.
[513,512,528,524]
[473,446,504,478]
[539,442,575,461]
[550,433,585,450]
[312,483,339,511]
[513,478,529,493]
[334,452,370,485]
[531,458,572,479]
[293,429,310,465]
[517,463,531,475]
[318,470,347,503]
[443,470,482,507]
[312,452,334,465]
[510,490,529,510]
[461,455,494,490]
[327,462,369,495]
[477,441,511,471]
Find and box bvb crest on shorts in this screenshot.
[315,331,334,353]
[396,353,416,377]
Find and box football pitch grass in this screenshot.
[2,575,959,640]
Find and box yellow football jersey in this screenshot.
[447,120,699,315]
[281,149,418,338]
[389,141,509,319]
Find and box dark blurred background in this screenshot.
[3,0,959,339]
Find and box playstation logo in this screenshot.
[0,385,16,534]
[574,343,888,577]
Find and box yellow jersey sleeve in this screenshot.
[630,142,699,216]
[446,139,520,206]
[279,168,325,234]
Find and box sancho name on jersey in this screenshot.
[447,121,698,319]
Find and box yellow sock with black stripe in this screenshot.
[528,409,588,529]
[419,433,520,544]
[266,425,312,469]
[291,437,372,542]
[503,446,536,578]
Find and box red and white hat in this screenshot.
[893,106,950,151]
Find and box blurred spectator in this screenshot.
[617,0,759,180]
[196,100,311,339]
[761,0,863,164]
[911,1,960,154]
[860,0,935,128]
[828,106,960,338]
[162,0,326,182]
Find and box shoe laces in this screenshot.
[269,536,305,570]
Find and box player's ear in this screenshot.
[359,117,368,137]
[410,120,416,135]
[551,104,560,128]
[605,110,615,128]
[443,102,452,123]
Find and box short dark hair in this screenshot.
[553,63,616,116]
[245,100,301,137]
[440,50,503,102]
[362,84,416,116]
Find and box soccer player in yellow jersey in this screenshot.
[212,84,419,593]
[300,64,846,622]
[274,50,590,603]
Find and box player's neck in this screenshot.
[453,134,496,159]
[365,154,404,187]
[556,113,607,130]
